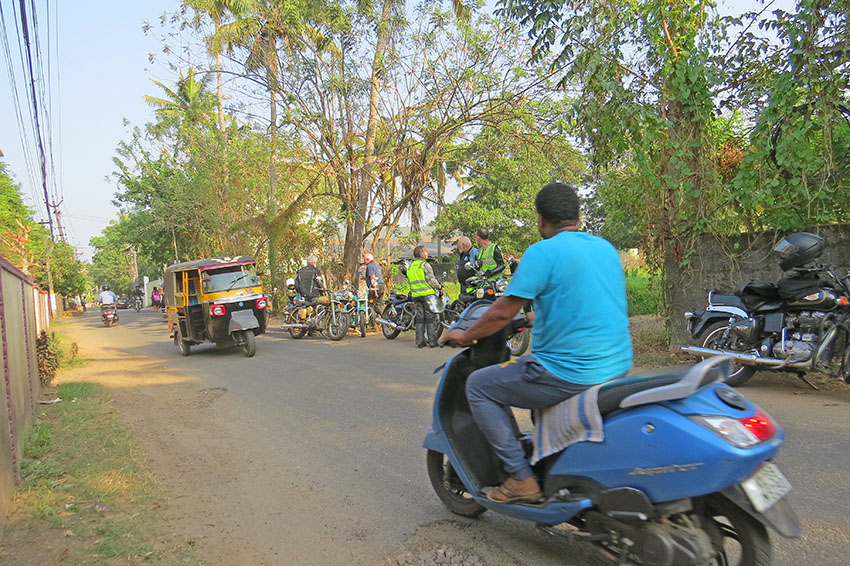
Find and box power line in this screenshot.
[16,0,55,238]
[0,0,45,219]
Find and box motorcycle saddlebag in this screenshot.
[735,280,781,311]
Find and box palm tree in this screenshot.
[143,68,216,128]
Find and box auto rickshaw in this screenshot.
[164,256,268,357]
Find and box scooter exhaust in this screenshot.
[375,317,403,330]
[681,346,813,369]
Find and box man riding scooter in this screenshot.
[440,182,632,503]
[98,284,120,326]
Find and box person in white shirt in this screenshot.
[98,285,117,305]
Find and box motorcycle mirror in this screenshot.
[464,262,472,271]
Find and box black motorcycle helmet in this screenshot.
[102,284,109,291]
[774,232,824,271]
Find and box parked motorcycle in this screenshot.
[281,293,351,341]
[682,232,850,387]
[101,304,119,327]
[444,259,530,357]
[427,300,799,565]
[376,259,449,341]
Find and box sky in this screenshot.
[1,0,175,260]
[1,0,797,262]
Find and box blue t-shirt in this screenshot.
[505,231,633,384]
[364,261,384,287]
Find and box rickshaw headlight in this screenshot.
[210,304,226,317]
[256,297,268,310]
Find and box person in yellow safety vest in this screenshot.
[475,228,506,281]
[407,245,443,348]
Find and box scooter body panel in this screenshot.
[547,394,782,503]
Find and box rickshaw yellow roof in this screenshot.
[165,256,256,273]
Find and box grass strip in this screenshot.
[7,381,201,565]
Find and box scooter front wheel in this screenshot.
[426,450,486,518]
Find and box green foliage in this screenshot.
[625,269,663,317]
[0,160,88,295]
[437,105,584,254]
[36,331,60,387]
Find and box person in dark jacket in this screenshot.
[295,255,324,301]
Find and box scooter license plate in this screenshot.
[741,462,792,513]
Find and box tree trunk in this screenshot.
[343,0,395,279]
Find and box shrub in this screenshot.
[36,331,60,386]
[625,269,662,316]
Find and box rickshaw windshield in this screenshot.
[202,265,261,293]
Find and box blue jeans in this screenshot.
[465,355,591,480]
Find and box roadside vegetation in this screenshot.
[3,377,201,566]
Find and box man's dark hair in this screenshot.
[476,228,490,240]
[413,245,426,258]
[535,182,580,227]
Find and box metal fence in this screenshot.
[0,255,48,531]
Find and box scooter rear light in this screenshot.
[737,409,778,442]
[256,297,268,310]
[691,415,761,448]
[210,304,227,316]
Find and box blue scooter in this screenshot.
[424,301,800,566]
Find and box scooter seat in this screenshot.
[596,367,691,417]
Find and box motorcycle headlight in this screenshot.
[495,279,508,293]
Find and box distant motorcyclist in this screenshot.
[98,285,117,306]
[132,285,144,306]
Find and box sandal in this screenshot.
[483,484,543,504]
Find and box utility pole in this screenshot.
[50,200,67,242]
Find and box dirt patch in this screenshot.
[385,521,520,566]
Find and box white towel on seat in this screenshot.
[530,383,605,465]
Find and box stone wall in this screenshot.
[668,225,850,345]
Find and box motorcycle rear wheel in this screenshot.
[381,304,402,340]
[426,450,486,518]
[702,497,771,566]
[288,307,309,339]
[699,322,756,387]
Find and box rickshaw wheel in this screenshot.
[240,330,256,357]
[175,328,191,356]
[358,311,367,338]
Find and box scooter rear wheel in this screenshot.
[426,450,486,518]
[702,496,771,566]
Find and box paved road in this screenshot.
[61,309,850,565]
